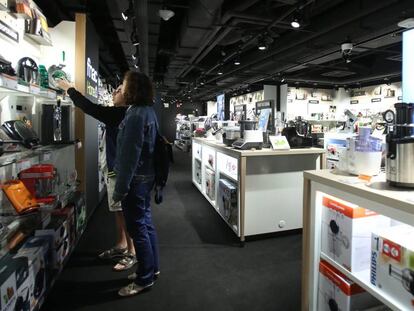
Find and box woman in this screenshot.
[112,71,160,297]
[56,79,137,272]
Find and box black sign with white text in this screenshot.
[0,20,19,42]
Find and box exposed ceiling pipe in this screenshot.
[135,0,149,74]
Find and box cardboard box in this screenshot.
[218,179,238,229]
[21,236,51,287]
[14,256,32,311]
[318,259,381,311]
[52,207,76,248]
[205,168,215,201]
[35,215,69,249]
[371,225,414,309]
[14,243,47,309]
[321,195,390,272]
[0,255,27,311]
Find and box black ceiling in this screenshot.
[36,0,414,101]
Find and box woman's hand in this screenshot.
[56,78,74,92]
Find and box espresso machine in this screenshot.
[232,120,263,150]
[281,118,313,149]
[386,103,414,188]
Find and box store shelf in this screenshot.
[320,253,403,311]
[217,170,238,183]
[0,74,72,103]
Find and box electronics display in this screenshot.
[371,225,414,309]
[321,196,390,272]
[318,259,381,311]
[218,179,238,230]
[17,57,38,85]
[2,180,38,214]
[18,164,57,204]
[1,120,40,149]
[205,168,215,201]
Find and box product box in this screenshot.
[21,236,51,287]
[205,168,215,201]
[371,225,414,309]
[14,256,32,311]
[54,235,70,269]
[318,259,381,311]
[217,179,238,230]
[52,206,76,248]
[69,192,86,237]
[321,195,390,272]
[14,243,47,309]
[0,256,16,311]
[35,215,69,249]
[194,159,202,185]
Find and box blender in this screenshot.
[385,103,414,188]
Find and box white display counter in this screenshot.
[302,170,414,311]
[192,137,325,245]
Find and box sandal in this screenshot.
[98,247,127,260]
[113,253,137,271]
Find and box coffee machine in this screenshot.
[386,103,414,188]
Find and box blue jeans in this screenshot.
[122,175,159,286]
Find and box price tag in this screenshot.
[269,135,290,150]
[42,152,52,162]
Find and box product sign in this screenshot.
[0,20,19,42]
[86,57,98,99]
[371,98,381,103]
[350,100,359,105]
[308,100,319,104]
[269,135,290,150]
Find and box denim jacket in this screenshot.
[113,105,158,202]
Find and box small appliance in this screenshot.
[1,120,40,149]
[0,55,16,76]
[2,180,38,214]
[205,168,215,200]
[386,103,414,188]
[17,57,38,85]
[222,126,240,146]
[18,164,57,204]
[281,120,312,148]
[232,130,263,150]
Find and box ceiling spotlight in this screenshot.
[122,0,134,21]
[258,37,268,50]
[291,10,302,29]
[159,9,175,21]
[281,77,286,83]
[131,32,140,46]
[218,68,223,75]
[131,54,136,60]
[134,64,139,69]
[234,54,241,66]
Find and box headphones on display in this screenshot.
[17,57,39,84]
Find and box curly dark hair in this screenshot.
[123,71,154,106]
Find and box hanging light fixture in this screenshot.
[291,10,302,29]
[122,0,134,21]
[234,53,241,66]
[257,37,268,51]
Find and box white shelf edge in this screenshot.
[217,170,238,183]
[0,75,59,101]
[320,253,404,311]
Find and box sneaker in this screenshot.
[128,271,160,281]
[118,282,153,297]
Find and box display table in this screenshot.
[192,137,325,244]
[302,170,414,311]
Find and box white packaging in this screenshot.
[194,159,201,185]
[371,225,414,310]
[205,168,215,201]
[318,260,381,311]
[321,195,390,272]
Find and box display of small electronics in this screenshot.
[2,180,39,214]
[1,120,40,149]
[18,164,57,204]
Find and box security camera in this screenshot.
[341,42,353,55]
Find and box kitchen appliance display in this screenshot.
[18,164,57,204]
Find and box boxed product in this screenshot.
[68,192,86,237]
[321,195,390,272]
[14,242,47,309]
[35,215,69,249]
[218,179,238,229]
[21,236,51,286]
[194,159,202,185]
[14,256,31,311]
[0,255,29,311]
[52,206,76,248]
[318,259,381,311]
[54,235,70,268]
[205,168,215,200]
[371,225,414,309]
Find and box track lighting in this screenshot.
[234,53,241,66]
[291,10,302,29]
[122,0,134,21]
[217,67,223,75]
[159,9,175,21]
[131,32,140,46]
[258,37,268,50]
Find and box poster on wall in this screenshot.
[217,94,225,121]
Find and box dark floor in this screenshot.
[41,150,303,311]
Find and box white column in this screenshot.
[403,28,414,103]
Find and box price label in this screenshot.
[42,152,52,162]
[269,135,290,150]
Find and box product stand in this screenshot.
[302,170,414,311]
[192,137,325,245]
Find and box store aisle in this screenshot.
[41,150,303,311]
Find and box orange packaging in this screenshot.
[2,180,38,214]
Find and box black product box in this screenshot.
[0,255,29,311]
[35,215,69,249]
[67,191,86,238]
[51,206,76,249]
